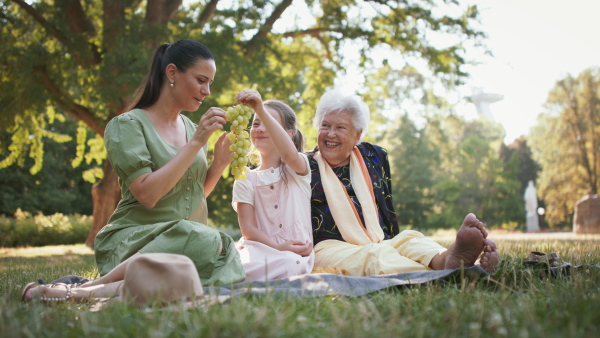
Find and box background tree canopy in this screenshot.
[2,1,594,237]
[1,0,486,244]
[529,68,600,226]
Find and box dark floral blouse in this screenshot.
[307,142,399,245]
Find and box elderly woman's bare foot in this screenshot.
[443,213,485,270]
[477,238,500,273]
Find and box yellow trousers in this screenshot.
[314,230,447,276]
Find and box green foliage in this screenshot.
[0,117,94,216]
[529,68,600,226]
[0,0,484,175]
[0,0,488,239]
[497,138,541,229]
[386,113,439,228]
[500,137,540,195]
[484,149,525,228]
[424,116,514,228]
[0,210,91,247]
[367,61,525,230]
[72,121,106,183]
[382,112,524,230]
[0,111,72,175]
[1,236,599,336]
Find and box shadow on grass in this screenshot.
[0,244,94,258]
[1,253,95,268]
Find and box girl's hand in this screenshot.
[212,132,233,168]
[235,90,264,112]
[193,107,227,146]
[277,240,313,257]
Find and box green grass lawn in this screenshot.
[1,234,599,337]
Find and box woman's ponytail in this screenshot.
[126,44,170,112]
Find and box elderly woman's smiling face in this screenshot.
[317,110,362,167]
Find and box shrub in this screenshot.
[0,209,91,247]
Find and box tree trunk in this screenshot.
[85,159,121,247]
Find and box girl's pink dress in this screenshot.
[232,153,314,282]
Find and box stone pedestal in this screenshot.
[573,194,600,234]
[526,214,539,232]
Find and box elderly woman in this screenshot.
[307,90,500,276]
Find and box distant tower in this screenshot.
[470,87,503,121]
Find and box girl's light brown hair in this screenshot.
[264,100,304,152]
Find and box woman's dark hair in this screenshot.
[264,100,304,152]
[126,40,214,111]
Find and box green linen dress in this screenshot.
[94,109,245,286]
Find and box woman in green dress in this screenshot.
[93,39,245,286]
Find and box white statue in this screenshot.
[524,180,540,232]
[470,87,503,121]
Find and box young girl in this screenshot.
[232,90,314,282]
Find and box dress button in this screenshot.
[296,260,300,264]
[271,169,274,173]
[188,176,191,180]
[270,185,274,190]
[186,197,190,200]
[186,187,190,191]
[186,206,190,209]
[274,205,278,209]
[279,224,282,228]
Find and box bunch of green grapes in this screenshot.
[226,104,254,180]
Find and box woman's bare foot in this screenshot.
[478,238,500,273]
[443,213,486,270]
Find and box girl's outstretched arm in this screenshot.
[236,90,308,175]
[237,202,312,256]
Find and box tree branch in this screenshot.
[279,28,324,38]
[102,0,125,51]
[32,66,105,136]
[146,0,182,25]
[198,0,219,27]
[59,0,102,64]
[11,0,70,49]
[11,0,101,67]
[57,0,95,34]
[244,0,294,59]
[278,28,339,60]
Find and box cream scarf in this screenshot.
[314,147,384,245]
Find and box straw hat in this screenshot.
[119,253,203,306]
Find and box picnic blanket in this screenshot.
[48,266,488,299]
[202,266,489,298]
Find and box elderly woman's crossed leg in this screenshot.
[428,213,500,272]
[313,213,500,276]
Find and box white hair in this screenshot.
[313,89,370,143]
